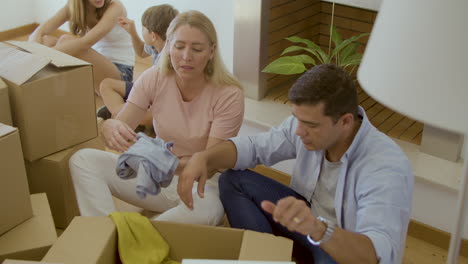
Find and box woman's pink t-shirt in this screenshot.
[127,66,244,157]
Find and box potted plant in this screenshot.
[262,22,369,75]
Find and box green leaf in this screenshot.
[281,45,326,64]
[330,32,369,61]
[341,53,363,67]
[338,42,359,65]
[294,54,316,65]
[281,45,309,55]
[286,36,319,49]
[285,36,329,63]
[262,56,308,75]
[330,25,343,47]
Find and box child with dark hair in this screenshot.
[97,4,178,124]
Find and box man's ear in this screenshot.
[340,113,355,129]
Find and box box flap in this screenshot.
[2,260,62,264]
[238,230,293,261]
[0,123,17,137]
[42,217,117,264]
[0,43,50,85]
[30,194,52,216]
[152,221,243,261]
[7,41,90,68]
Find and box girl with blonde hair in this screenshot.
[69,10,244,226]
[29,0,134,94]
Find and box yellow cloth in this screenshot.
[109,212,180,264]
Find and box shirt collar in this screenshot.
[340,106,370,162]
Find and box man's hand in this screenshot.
[261,197,326,239]
[178,153,209,210]
[118,17,136,35]
[101,119,137,153]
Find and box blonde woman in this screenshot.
[29,0,134,94]
[69,10,244,226]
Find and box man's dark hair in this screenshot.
[288,64,359,122]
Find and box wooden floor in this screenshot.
[265,83,424,145]
[7,34,466,264]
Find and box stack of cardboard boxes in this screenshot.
[0,124,56,262]
[0,40,103,262]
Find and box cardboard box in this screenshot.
[0,194,57,263]
[0,41,97,161]
[0,124,32,235]
[43,217,293,264]
[0,79,12,126]
[183,260,294,264]
[25,137,105,229]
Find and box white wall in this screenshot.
[1,0,235,72]
[0,0,35,31]
[33,0,69,31]
[121,0,235,71]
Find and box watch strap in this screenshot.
[307,216,336,246]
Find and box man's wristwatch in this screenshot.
[307,216,336,246]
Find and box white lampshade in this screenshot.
[358,0,468,134]
[358,0,468,262]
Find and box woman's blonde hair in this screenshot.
[68,0,111,36]
[155,10,243,90]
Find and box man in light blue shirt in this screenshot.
[178,64,413,264]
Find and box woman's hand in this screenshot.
[101,119,137,152]
[28,32,43,44]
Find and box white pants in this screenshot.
[69,148,225,226]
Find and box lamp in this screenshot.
[357,0,468,263]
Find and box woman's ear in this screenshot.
[209,43,216,60]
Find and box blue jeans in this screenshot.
[219,169,337,264]
[114,63,134,100]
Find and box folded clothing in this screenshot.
[109,212,180,264]
[116,132,179,198]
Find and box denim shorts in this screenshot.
[123,81,133,100]
[114,63,134,100]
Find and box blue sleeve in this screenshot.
[143,44,153,56]
[354,147,413,264]
[230,116,298,170]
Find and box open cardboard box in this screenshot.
[2,260,61,264]
[0,194,57,262]
[182,260,295,264]
[0,41,97,161]
[43,216,293,264]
